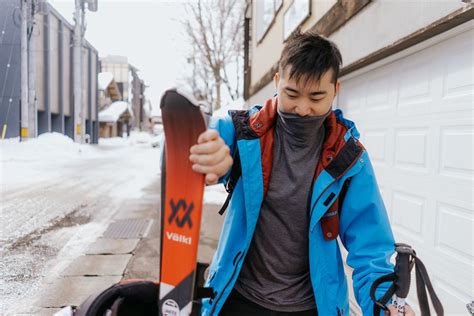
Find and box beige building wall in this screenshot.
[329,0,463,67]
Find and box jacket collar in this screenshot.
[247,96,359,170]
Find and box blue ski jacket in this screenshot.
[201,97,395,316]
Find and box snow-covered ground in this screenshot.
[0,131,227,313]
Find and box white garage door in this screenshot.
[336,21,473,315]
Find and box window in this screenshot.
[283,0,311,40]
[256,0,283,43]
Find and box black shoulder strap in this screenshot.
[218,148,241,216]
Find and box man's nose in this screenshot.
[294,102,312,116]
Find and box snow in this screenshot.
[204,184,228,205]
[212,97,246,117]
[99,131,153,147]
[98,72,114,90]
[98,101,133,123]
[0,133,98,190]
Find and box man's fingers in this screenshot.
[405,305,415,316]
[192,155,233,177]
[197,129,219,144]
[385,305,397,315]
[385,304,415,316]
[190,137,224,155]
[190,144,229,166]
[205,173,218,185]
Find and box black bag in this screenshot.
[55,263,212,316]
[62,280,159,316]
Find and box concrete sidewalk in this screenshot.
[15,178,225,315]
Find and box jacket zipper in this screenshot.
[209,251,243,316]
[309,150,363,220]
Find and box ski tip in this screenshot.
[160,88,201,110]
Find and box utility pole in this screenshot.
[73,0,97,143]
[20,0,29,141]
[73,0,83,143]
[28,0,37,138]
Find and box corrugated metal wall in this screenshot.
[0,0,21,139]
[62,25,71,117]
[49,14,59,115]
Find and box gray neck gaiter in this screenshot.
[276,107,331,148]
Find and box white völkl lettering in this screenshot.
[166,232,192,245]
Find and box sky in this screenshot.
[48,0,193,112]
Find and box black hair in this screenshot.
[279,30,343,86]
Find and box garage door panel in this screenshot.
[439,125,473,181]
[365,71,393,113]
[338,78,364,116]
[394,128,429,173]
[434,279,473,315]
[363,129,389,163]
[396,54,434,115]
[435,202,473,262]
[392,190,425,241]
[437,31,473,113]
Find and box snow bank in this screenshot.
[0,131,156,191]
[126,131,152,145]
[98,137,127,147]
[0,133,95,164]
[98,101,133,123]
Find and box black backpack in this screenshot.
[55,263,212,316]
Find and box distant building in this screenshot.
[100,55,130,102]
[98,72,122,111]
[0,0,100,142]
[131,66,149,131]
[100,56,149,132]
[98,101,133,138]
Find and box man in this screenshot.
[189,31,414,316]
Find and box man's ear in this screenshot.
[334,80,340,95]
[274,72,280,89]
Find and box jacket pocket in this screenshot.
[320,199,340,241]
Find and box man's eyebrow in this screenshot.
[284,87,327,96]
[284,87,299,94]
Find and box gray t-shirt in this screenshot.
[234,108,330,312]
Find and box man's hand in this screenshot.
[189,129,233,185]
[385,304,415,315]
